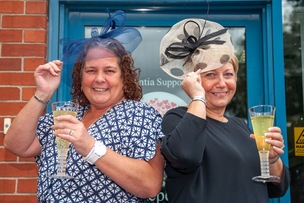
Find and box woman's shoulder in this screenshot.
[227,116,249,127]
[124,99,154,109]
[121,99,162,115]
[163,106,188,117]
[228,116,247,123]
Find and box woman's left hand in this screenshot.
[250,126,285,160]
[265,126,285,160]
[52,115,95,157]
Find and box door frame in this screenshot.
[48,1,289,202]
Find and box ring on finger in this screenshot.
[68,129,74,136]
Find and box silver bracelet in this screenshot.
[34,93,49,105]
[191,96,206,105]
[269,156,280,164]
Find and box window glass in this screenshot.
[85,26,246,117]
[283,0,304,202]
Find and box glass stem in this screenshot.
[57,149,68,175]
[259,150,270,177]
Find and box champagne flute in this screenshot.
[249,104,280,183]
[50,101,78,179]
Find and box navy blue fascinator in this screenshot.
[60,10,142,64]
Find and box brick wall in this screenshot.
[0,1,48,202]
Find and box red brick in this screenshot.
[0,132,4,145]
[0,121,2,132]
[0,148,17,162]
[0,73,35,86]
[0,58,21,71]
[24,58,46,71]
[0,1,24,13]
[0,163,38,177]
[0,195,37,203]
[2,16,47,29]
[2,44,46,57]
[22,87,36,100]
[0,30,22,42]
[26,1,47,14]
[0,102,27,115]
[0,179,16,193]
[0,87,20,100]
[19,157,36,162]
[17,179,37,193]
[24,30,47,43]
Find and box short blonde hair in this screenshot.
[231,55,239,74]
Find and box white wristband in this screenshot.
[83,140,107,165]
[191,96,206,105]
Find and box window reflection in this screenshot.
[283,0,304,202]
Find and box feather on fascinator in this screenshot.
[60,10,142,64]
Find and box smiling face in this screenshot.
[200,62,237,112]
[81,47,125,109]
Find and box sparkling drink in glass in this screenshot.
[249,104,280,183]
[50,101,78,179]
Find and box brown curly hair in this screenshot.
[70,37,142,106]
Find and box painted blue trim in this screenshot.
[271,1,291,202]
[260,3,290,202]
[56,4,70,102]
[47,0,60,112]
[246,16,264,108]
[260,2,290,202]
[272,0,288,163]
[263,6,275,203]
[263,5,274,105]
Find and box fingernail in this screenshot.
[265,139,271,143]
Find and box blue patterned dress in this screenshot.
[35,100,164,202]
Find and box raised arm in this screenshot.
[4,60,62,157]
[161,70,208,172]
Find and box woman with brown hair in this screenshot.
[5,11,164,203]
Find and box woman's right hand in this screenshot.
[181,69,205,98]
[52,115,96,157]
[34,60,63,95]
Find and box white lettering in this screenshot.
[149,191,168,203]
[140,77,181,88]
[139,78,155,86]
[156,78,181,88]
